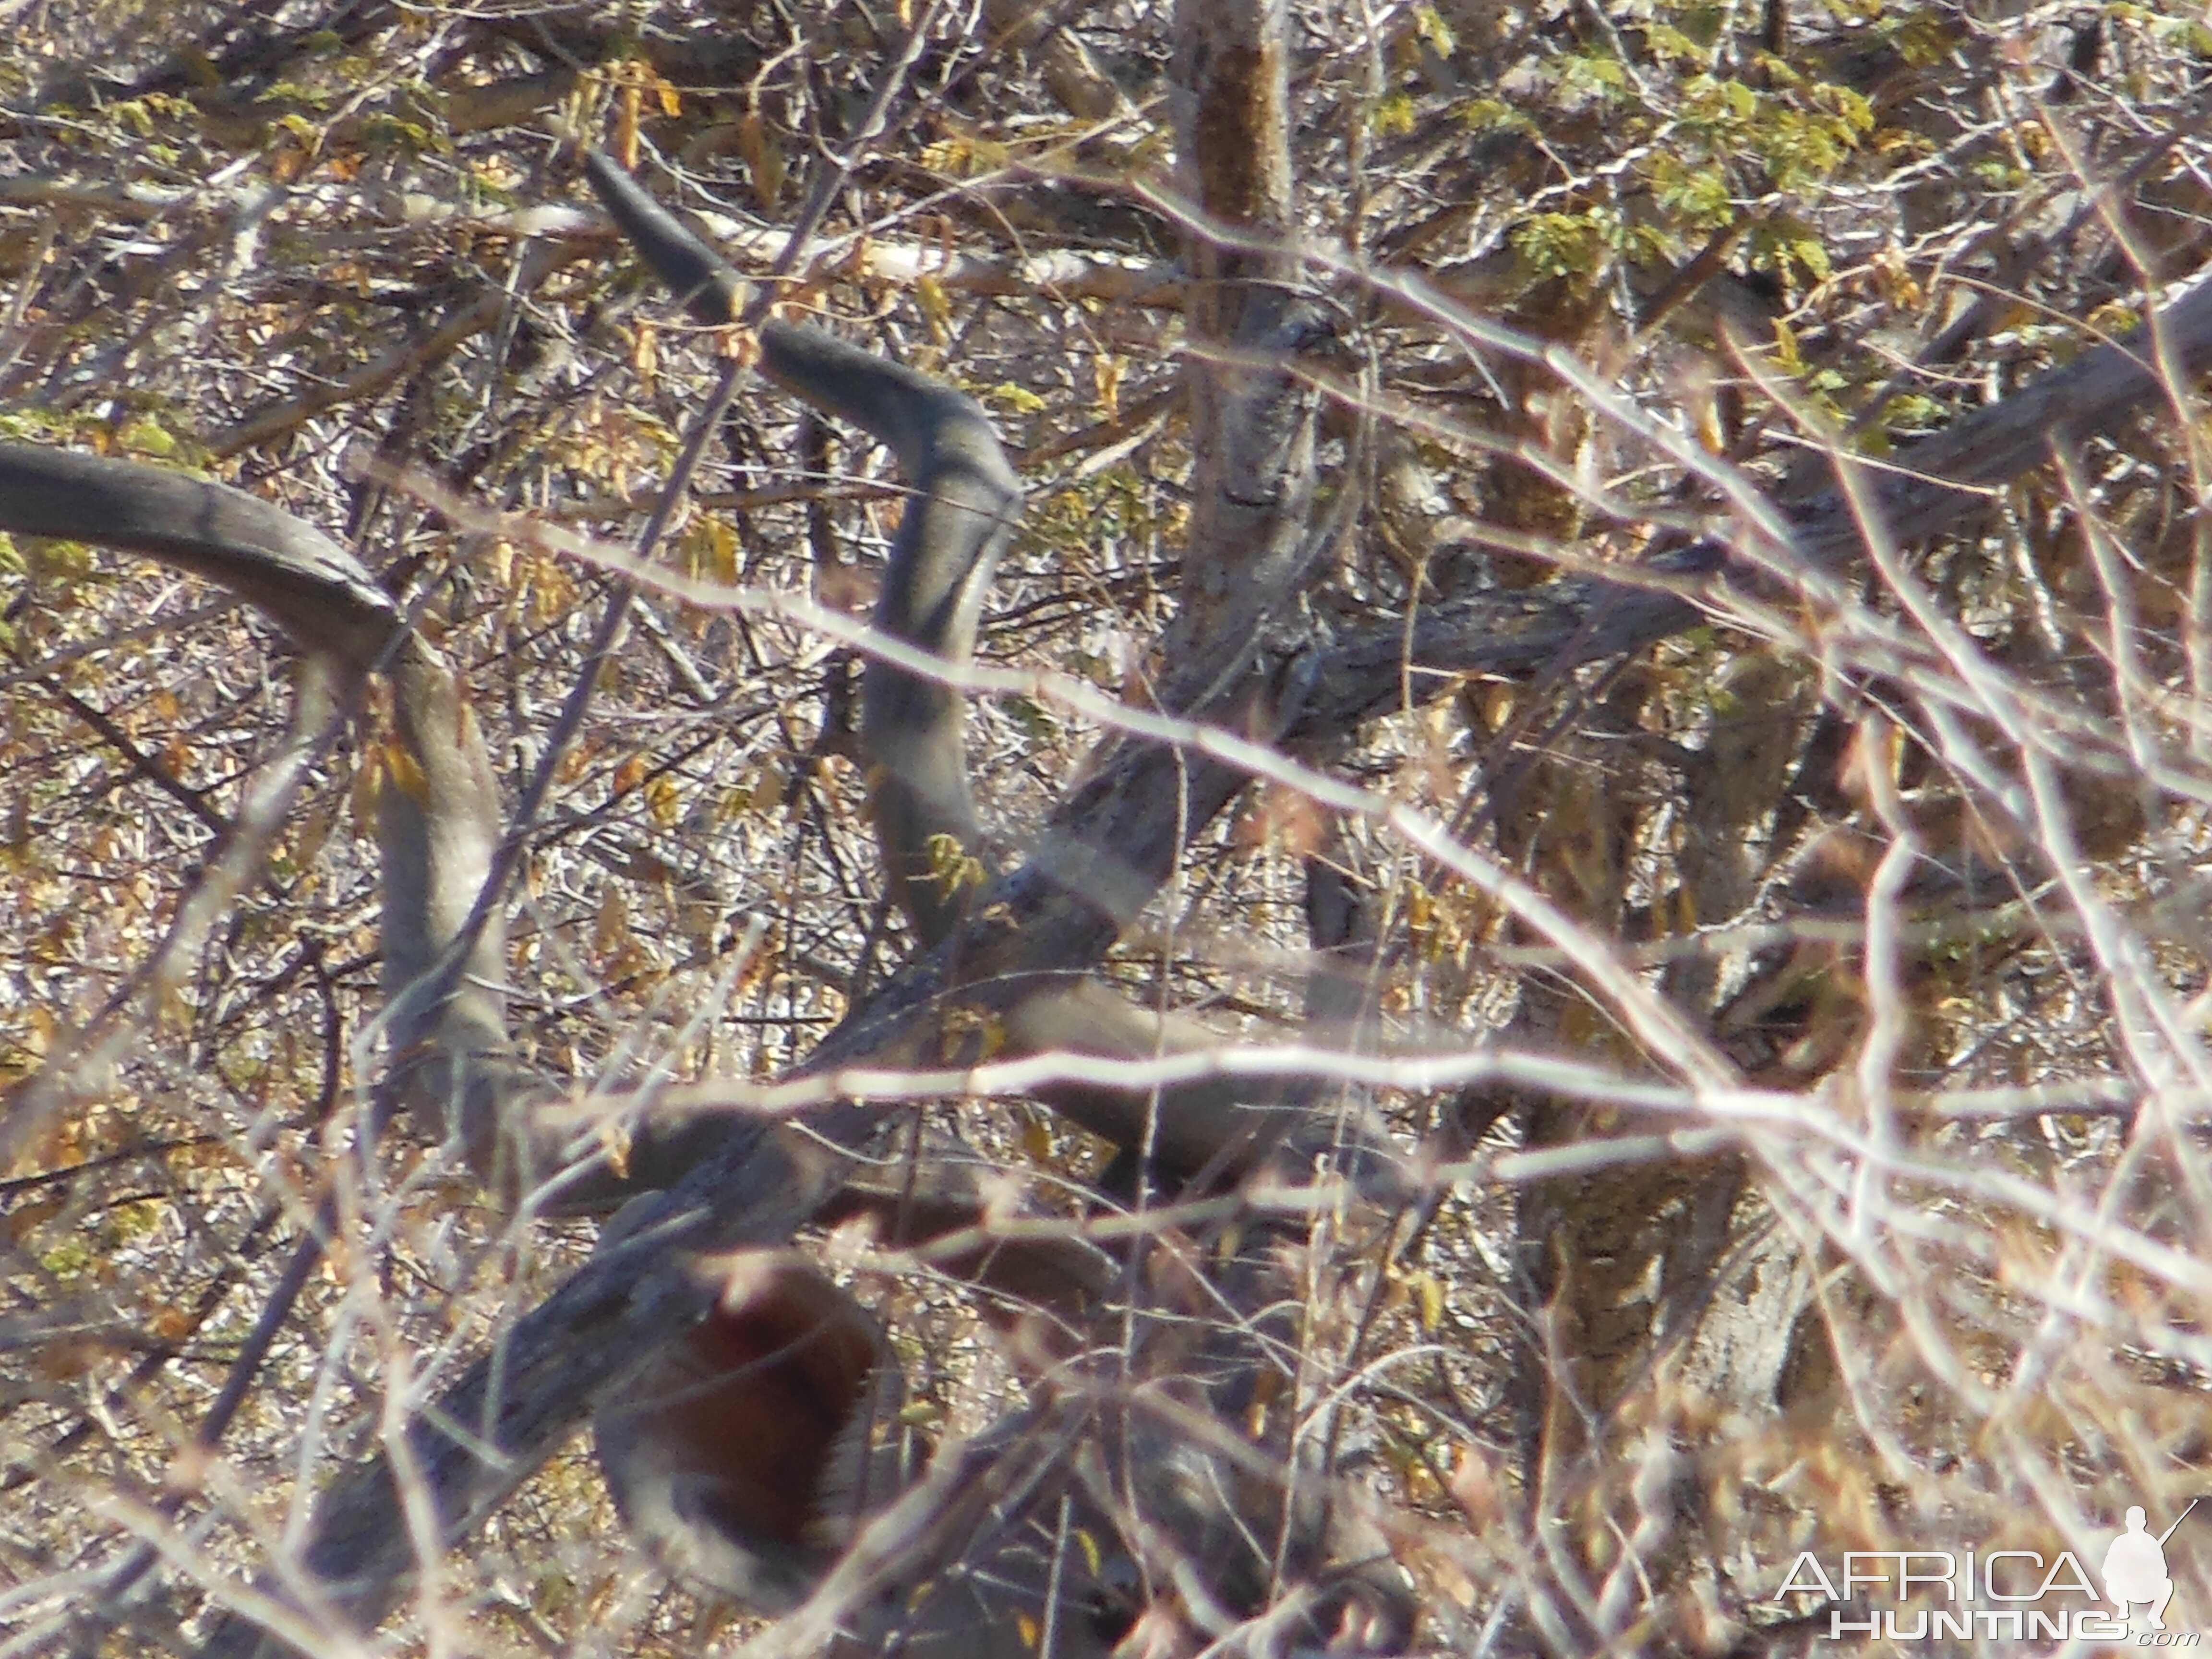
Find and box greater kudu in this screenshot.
[0,149,1415,1657]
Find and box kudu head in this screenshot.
[0,148,1415,1657]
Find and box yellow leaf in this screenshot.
[938,1003,1006,1063]
[615,79,639,164]
[1770,317,1804,373]
[680,517,739,587]
[736,935,780,997]
[1414,4,1457,56]
[736,761,784,816]
[594,885,630,956]
[738,112,785,211]
[597,1115,633,1179]
[1403,1268,1446,1331]
[925,832,988,902]
[116,416,179,457]
[2,1193,64,1243]
[351,741,386,826]
[383,736,428,804]
[1092,353,1123,420]
[915,274,953,342]
[4,795,31,871]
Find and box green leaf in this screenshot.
[1645,24,1706,62]
[113,418,180,458]
[1372,91,1419,137]
[1459,96,1534,135]
[1413,4,1457,56]
[1511,211,1615,280]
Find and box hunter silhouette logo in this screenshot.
[2103,1501,2198,1633]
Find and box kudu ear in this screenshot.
[589,1205,910,1614]
[583,1211,1160,1659]
[583,1166,1131,1626]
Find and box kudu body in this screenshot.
[0,152,1412,1655]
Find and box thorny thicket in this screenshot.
[4,0,2212,1654]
